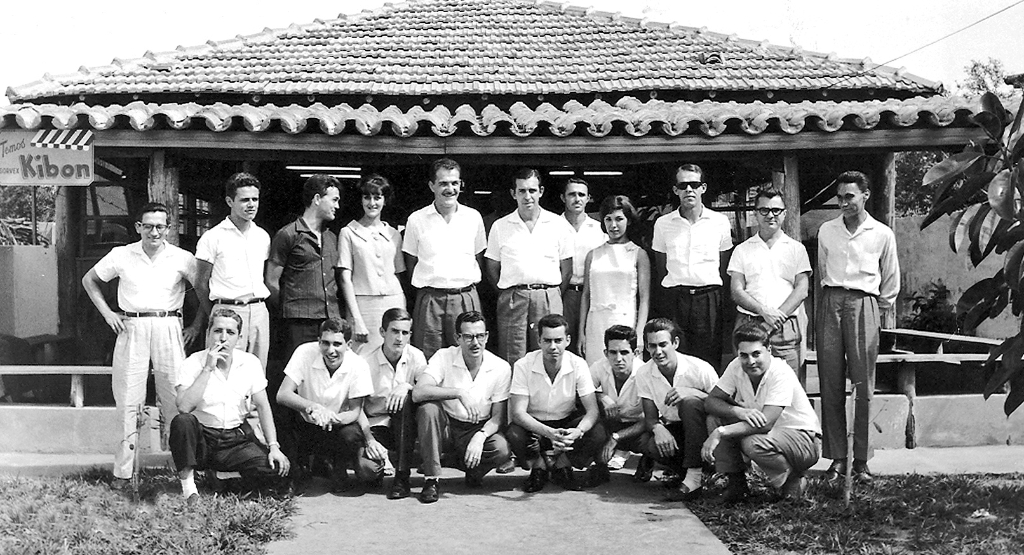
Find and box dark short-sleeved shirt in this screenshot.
[269,217,341,320]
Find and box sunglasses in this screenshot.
[674,181,705,190]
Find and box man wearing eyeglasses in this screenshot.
[82,202,200,491]
[404,158,487,360]
[652,164,733,372]
[411,311,512,503]
[727,188,811,384]
[193,172,273,368]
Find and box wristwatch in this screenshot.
[611,432,621,443]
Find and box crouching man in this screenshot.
[507,314,607,493]
[411,311,512,503]
[585,324,647,487]
[701,323,821,503]
[170,309,290,502]
[277,318,384,492]
[636,318,718,502]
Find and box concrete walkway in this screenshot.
[267,466,731,555]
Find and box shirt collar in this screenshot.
[512,208,555,227]
[528,351,573,379]
[294,217,315,236]
[749,229,795,247]
[428,201,463,218]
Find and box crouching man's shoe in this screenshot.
[418,479,440,504]
[581,464,611,488]
[722,473,750,505]
[387,472,411,499]
[823,458,847,482]
[522,468,549,493]
[551,467,582,491]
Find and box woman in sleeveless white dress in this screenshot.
[579,196,650,365]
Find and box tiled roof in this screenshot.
[7,0,939,103]
[0,96,978,138]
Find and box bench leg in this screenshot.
[897,364,917,449]
[70,374,84,408]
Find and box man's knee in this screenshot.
[170,413,199,437]
[416,401,444,423]
[678,396,707,419]
[487,433,512,461]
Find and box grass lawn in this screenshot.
[0,468,294,555]
[689,472,1024,554]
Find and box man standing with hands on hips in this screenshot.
[82,202,200,491]
[816,170,899,483]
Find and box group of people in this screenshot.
[82,158,899,506]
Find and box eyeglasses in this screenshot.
[674,181,705,190]
[755,207,786,217]
[138,224,169,233]
[459,332,488,343]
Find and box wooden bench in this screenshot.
[0,365,113,408]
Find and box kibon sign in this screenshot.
[0,130,94,187]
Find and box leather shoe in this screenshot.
[387,475,411,499]
[581,464,611,488]
[418,479,440,503]
[852,461,873,484]
[664,486,702,502]
[551,467,582,491]
[633,455,655,483]
[823,459,847,482]
[722,474,750,505]
[464,470,485,489]
[110,477,132,492]
[522,469,548,493]
[496,457,516,474]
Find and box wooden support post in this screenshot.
[148,150,181,246]
[782,156,802,241]
[874,152,897,331]
[54,186,83,338]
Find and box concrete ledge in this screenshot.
[0,452,172,477]
[810,395,910,450]
[914,394,1024,447]
[0,405,161,454]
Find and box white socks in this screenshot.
[683,467,703,492]
[180,474,198,498]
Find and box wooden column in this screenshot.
[54,186,83,337]
[148,150,180,246]
[782,156,802,241]
[873,152,897,329]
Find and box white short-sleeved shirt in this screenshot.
[728,232,811,316]
[817,214,901,309]
[716,356,820,434]
[510,350,595,421]
[337,220,405,296]
[92,241,197,312]
[635,353,718,422]
[403,203,486,289]
[176,350,267,429]
[423,346,512,423]
[361,344,427,426]
[568,216,608,284]
[284,342,373,424]
[195,218,272,301]
[652,207,733,287]
[485,209,574,289]
[589,357,644,422]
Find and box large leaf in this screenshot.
[950,204,982,253]
[958,274,1004,331]
[987,169,1015,220]
[1003,242,1024,291]
[1014,165,1024,209]
[1004,367,1024,416]
[967,204,995,266]
[923,152,984,203]
[983,218,1013,262]
[1007,95,1024,145]
[1014,289,1024,317]
[995,221,1024,254]
[990,286,1010,319]
[974,111,1005,142]
[983,335,1022,398]
[981,92,1008,135]
[923,195,968,230]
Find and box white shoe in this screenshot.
[607,449,630,470]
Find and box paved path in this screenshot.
[267,466,731,555]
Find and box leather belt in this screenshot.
[513,283,558,290]
[672,284,719,296]
[121,310,181,318]
[424,285,475,295]
[213,298,266,306]
[566,284,584,292]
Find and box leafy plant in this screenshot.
[905,281,958,331]
[920,92,1024,415]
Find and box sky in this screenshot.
[1,0,1022,104]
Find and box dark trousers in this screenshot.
[506,412,608,469]
[638,396,708,471]
[562,286,583,355]
[295,419,382,482]
[412,287,482,361]
[416,401,511,477]
[169,413,278,477]
[369,393,417,474]
[605,420,646,454]
[670,286,723,373]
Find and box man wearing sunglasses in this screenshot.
[727,188,811,385]
[82,202,200,491]
[411,311,512,503]
[652,164,733,372]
